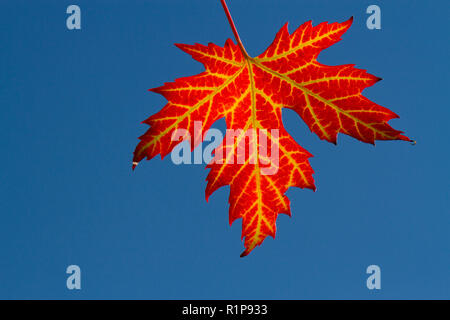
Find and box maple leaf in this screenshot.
[133,0,410,257]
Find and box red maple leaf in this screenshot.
[133,0,410,257]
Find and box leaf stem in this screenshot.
[220,0,250,59]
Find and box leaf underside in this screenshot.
[133,18,409,257]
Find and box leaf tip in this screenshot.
[174,43,189,51]
[399,134,413,143]
[240,250,249,258]
[342,16,354,30]
[148,86,161,93]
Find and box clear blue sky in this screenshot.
[0,0,448,299]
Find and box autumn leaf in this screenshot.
[133,0,410,257]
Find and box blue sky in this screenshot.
[0,0,448,299]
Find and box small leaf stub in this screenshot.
[133,16,410,256]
